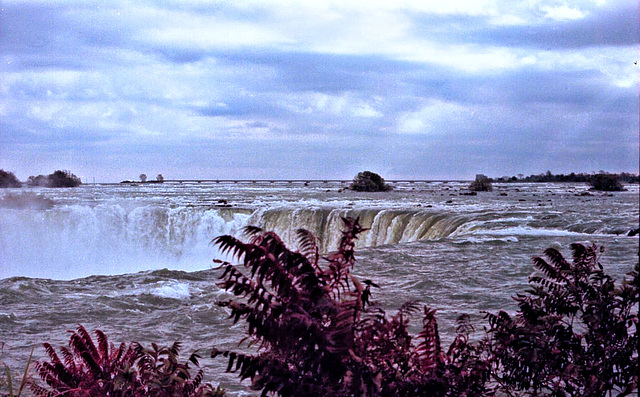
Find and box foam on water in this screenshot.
[475,226,601,237]
[0,183,638,396]
[148,281,193,299]
[1,183,637,280]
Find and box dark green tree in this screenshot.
[469,175,493,192]
[48,170,82,187]
[26,171,81,187]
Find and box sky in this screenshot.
[0,0,638,182]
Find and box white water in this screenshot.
[0,181,638,395]
[1,182,638,280]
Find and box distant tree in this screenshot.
[139,173,147,183]
[48,170,81,187]
[469,174,493,192]
[156,174,164,183]
[349,171,393,192]
[0,169,21,188]
[589,173,625,191]
[25,171,81,188]
[27,175,49,187]
[619,172,640,183]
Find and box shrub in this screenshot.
[468,174,492,192]
[26,175,49,187]
[486,244,638,396]
[349,171,393,192]
[26,170,81,188]
[211,217,489,396]
[47,170,82,187]
[0,170,21,188]
[211,219,638,397]
[589,173,625,191]
[29,325,225,397]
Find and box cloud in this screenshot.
[0,0,637,181]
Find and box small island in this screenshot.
[469,174,493,192]
[0,169,82,188]
[349,171,393,192]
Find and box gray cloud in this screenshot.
[0,1,637,181]
[409,1,639,49]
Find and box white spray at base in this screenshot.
[1,204,250,279]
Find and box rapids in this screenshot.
[0,181,638,394]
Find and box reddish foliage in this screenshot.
[212,217,489,396]
[30,325,225,397]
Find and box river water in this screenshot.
[1,181,638,394]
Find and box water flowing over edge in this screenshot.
[2,196,637,280]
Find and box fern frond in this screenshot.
[543,247,571,272]
[69,329,101,376]
[95,329,109,368]
[417,306,443,371]
[213,235,249,260]
[243,225,264,238]
[296,228,320,266]
[533,256,565,282]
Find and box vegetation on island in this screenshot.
[588,173,625,191]
[349,171,393,192]
[25,170,82,188]
[0,169,21,188]
[120,173,165,184]
[3,219,638,396]
[468,174,493,192]
[493,171,638,190]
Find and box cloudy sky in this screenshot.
[1,0,638,182]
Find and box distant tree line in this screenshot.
[491,171,638,191]
[121,173,165,184]
[494,171,639,184]
[0,169,82,188]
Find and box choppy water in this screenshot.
[1,181,638,394]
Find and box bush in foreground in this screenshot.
[486,243,638,396]
[349,171,393,192]
[211,218,490,396]
[212,218,638,397]
[29,325,225,397]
